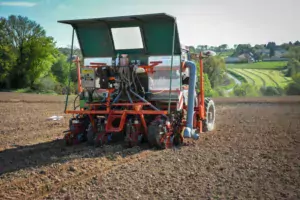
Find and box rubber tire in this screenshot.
[203,98,216,132]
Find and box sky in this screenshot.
[0,0,299,49]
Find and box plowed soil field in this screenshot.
[0,92,299,200]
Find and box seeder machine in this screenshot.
[58,13,216,148]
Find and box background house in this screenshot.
[225,57,241,63]
[274,49,288,58]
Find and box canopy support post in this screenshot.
[64,28,75,113]
[167,18,176,115]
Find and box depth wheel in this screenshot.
[94,132,107,147]
[173,133,183,147]
[203,98,216,132]
[147,124,166,149]
[64,135,72,146]
[87,124,95,145]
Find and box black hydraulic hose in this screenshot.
[125,88,133,103]
[120,67,131,84]
[131,69,138,92]
[129,89,159,110]
[112,90,122,104]
[72,94,80,118]
[129,89,167,118]
[134,71,145,95]
[73,94,79,110]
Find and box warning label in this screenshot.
[82,69,94,75]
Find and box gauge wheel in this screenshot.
[147,124,166,149]
[203,98,216,132]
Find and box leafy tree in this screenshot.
[203,73,213,96]
[280,43,291,50]
[234,83,258,96]
[269,48,275,57]
[285,47,300,95]
[285,46,300,76]
[203,56,226,88]
[58,47,82,60]
[51,54,69,85]
[23,36,57,87]
[266,42,276,49]
[1,15,57,89]
[0,18,17,89]
[219,44,228,52]
[196,45,203,51]
[287,46,300,61]
[285,73,300,95]
[285,82,300,95]
[292,73,300,84]
[208,46,216,51]
[254,44,264,49]
[265,42,276,58]
[196,45,210,52]
[195,73,213,96]
[232,44,252,56]
[294,41,300,46]
[188,46,195,53]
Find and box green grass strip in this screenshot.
[243,69,266,87]
[232,69,256,85]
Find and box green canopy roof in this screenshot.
[58,13,181,58]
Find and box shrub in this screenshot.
[233,83,258,97]
[260,86,283,96]
[197,73,214,97]
[285,82,300,95]
[234,86,247,96]
[285,73,300,95]
[292,73,300,84]
[54,84,63,94]
[214,88,225,97]
[31,75,61,94]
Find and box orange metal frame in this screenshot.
[197,52,205,132]
[138,61,162,73]
[68,52,205,134]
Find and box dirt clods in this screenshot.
[0,93,299,199]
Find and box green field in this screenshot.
[227,69,247,83]
[241,69,265,86]
[247,69,278,87]
[230,69,256,85]
[253,69,292,87]
[227,61,288,70]
[227,62,291,89]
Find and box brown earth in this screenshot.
[0,92,299,200]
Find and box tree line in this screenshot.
[0,15,299,96]
[190,42,300,95]
[189,41,300,54]
[0,15,82,93]
[0,15,227,95]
